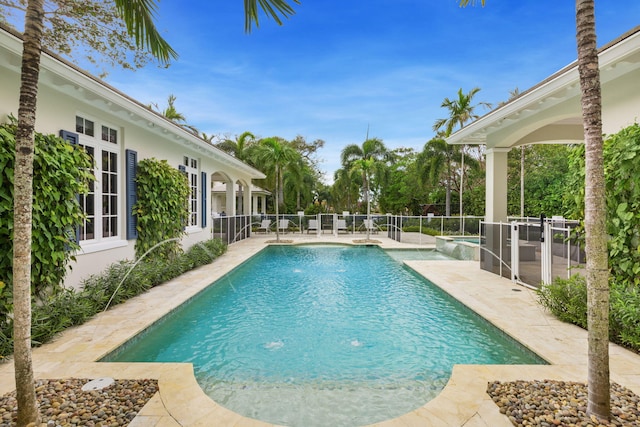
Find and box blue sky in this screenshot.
[100,1,639,183]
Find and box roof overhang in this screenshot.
[446,26,640,150]
[0,24,265,180]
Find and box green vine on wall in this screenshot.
[0,119,93,320]
[566,123,640,287]
[133,158,190,260]
[603,123,640,286]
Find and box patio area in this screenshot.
[1,234,639,426]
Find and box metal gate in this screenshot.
[481,218,584,288]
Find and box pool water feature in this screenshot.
[435,236,480,260]
[103,245,545,427]
[384,248,456,262]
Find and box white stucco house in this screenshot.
[0,24,265,288]
[447,25,640,222]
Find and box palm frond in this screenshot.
[244,0,300,33]
[115,0,178,64]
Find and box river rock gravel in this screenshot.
[0,378,158,427]
[488,380,640,426]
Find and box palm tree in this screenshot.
[350,158,376,240]
[13,1,176,424]
[332,166,361,212]
[150,94,200,135]
[417,137,458,216]
[285,158,317,210]
[575,0,609,420]
[201,132,217,143]
[459,0,610,421]
[341,138,392,240]
[252,137,299,242]
[159,94,186,122]
[433,87,490,137]
[433,87,490,219]
[12,1,298,424]
[216,131,257,161]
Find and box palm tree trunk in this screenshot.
[576,0,610,421]
[278,173,284,211]
[361,172,372,240]
[13,1,45,425]
[238,183,244,215]
[520,146,525,218]
[459,146,464,219]
[445,181,451,216]
[275,167,280,242]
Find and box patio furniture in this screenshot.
[278,219,290,234]
[337,219,348,233]
[307,219,319,233]
[256,219,271,233]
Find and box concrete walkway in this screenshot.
[1,234,638,426]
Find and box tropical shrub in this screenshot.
[538,274,640,352]
[610,284,640,349]
[565,123,640,287]
[537,275,588,329]
[603,124,640,287]
[401,225,439,236]
[134,158,190,261]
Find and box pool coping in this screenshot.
[1,235,639,426]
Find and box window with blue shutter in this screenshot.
[201,171,207,228]
[126,149,138,239]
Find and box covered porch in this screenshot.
[446,26,640,286]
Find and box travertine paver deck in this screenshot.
[1,234,639,426]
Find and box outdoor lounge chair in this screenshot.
[337,219,348,233]
[307,219,319,233]
[257,219,271,233]
[278,219,290,233]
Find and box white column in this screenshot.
[485,148,510,222]
[243,184,251,216]
[225,181,236,216]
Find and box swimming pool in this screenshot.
[103,245,544,426]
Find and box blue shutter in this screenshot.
[201,171,207,228]
[126,149,138,239]
[60,130,81,243]
[60,129,79,145]
[178,164,186,173]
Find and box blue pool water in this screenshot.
[104,245,544,427]
[453,237,481,244]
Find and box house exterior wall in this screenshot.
[601,71,639,134]
[1,27,263,290]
